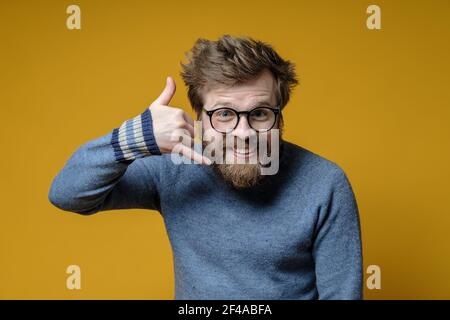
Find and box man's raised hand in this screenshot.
[149,76,211,165]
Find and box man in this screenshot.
[48,35,363,299]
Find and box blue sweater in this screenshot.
[48,108,363,300]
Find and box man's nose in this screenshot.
[231,115,256,138]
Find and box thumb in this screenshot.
[152,76,176,106]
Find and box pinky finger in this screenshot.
[175,144,212,165]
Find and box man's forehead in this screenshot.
[202,70,277,108]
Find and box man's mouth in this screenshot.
[232,147,257,160]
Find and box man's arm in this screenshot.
[48,108,162,215]
[48,76,210,215]
[312,168,363,299]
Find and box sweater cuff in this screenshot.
[111,108,161,163]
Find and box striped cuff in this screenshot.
[111,108,161,163]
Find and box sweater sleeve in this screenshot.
[48,108,162,215]
[312,168,363,300]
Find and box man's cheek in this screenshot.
[259,129,280,175]
[203,128,225,164]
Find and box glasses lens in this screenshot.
[249,108,276,131]
[211,109,238,133]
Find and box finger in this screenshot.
[170,129,194,148]
[178,144,212,165]
[152,76,176,106]
[171,129,194,148]
[179,132,205,156]
[181,122,195,138]
[172,142,211,165]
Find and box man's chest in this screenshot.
[163,195,319,269]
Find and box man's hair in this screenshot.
[180,35,298,116]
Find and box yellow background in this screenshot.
[1,0,449,299]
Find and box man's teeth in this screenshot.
[234,149,255,154]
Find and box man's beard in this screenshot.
[213,162,262,189]
[203,129,282,189]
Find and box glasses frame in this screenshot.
[204,106,280,133]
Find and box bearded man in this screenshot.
[49,35,363,300]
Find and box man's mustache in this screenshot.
[170,122,280,175]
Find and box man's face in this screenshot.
[200,69,281,188]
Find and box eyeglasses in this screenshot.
[204,106,280,133]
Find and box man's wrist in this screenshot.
[111,108,161,163]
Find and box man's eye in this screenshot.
[251,109,268,119]
[215,110,234,119]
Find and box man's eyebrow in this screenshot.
[212,101,273,108]
[252,101,273,107]
[212,101,237,108]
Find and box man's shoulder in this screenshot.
[282,140,348,185]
